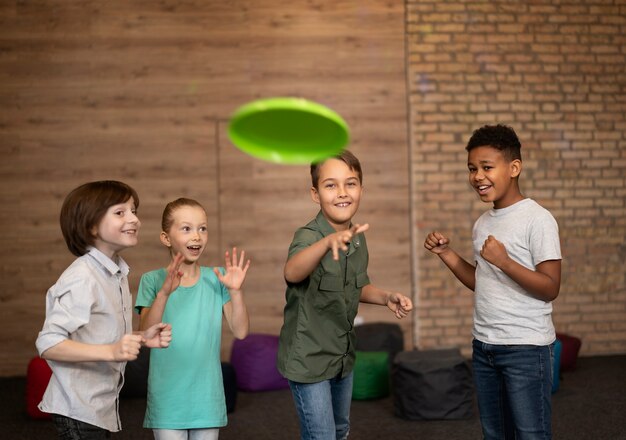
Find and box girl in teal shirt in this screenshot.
[135,198,250,440]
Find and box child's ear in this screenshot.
[510,159,522,178]
[159,231,171,247]
[310,186,320,204]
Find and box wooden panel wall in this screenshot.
[0,1,410,376]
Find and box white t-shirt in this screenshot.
[472,198,562,346]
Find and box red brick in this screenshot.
[408,0,626,357]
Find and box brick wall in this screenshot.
[407,0,626,356]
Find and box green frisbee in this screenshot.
[227,97,350,164]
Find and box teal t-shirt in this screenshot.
[135,267,231,429]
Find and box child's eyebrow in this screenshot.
[321,176,358,183]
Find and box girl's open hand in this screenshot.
[159,252,184,297]
[214,247,250,291]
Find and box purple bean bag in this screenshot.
[230,334,289,391]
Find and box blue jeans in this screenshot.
[51,414,111,439]
[472,339,554,440]
[288,372,353,440]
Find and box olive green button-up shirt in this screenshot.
[277,211,370,383]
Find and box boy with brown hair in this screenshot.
[278,150,412,440]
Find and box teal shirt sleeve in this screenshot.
[135,269,166,314]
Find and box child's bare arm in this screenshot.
[223,295,249,340]
[40,335,144,362]
[215,248,251,340]
[480,235,561,301]
[284,224,369,283]
[424,231,476,291]
[139,253,184,331]
[360,284,413,319]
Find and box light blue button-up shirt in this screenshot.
[36,247,132,432]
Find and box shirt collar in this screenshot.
[86,247,130,276]
[314,210,339,237]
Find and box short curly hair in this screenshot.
[465,124,522,162]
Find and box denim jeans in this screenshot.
[153,428,219,440]
[472,339,554,440]
[51,414,111,440]
[288,372,353,440]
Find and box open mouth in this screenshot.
[335,202,351,208]
[476,185,491,195]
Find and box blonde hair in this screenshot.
[161,198,206,232]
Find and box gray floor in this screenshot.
[3,355,626,439]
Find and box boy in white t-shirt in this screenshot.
[424,124,562,440]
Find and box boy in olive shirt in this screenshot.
[278,150,412,440]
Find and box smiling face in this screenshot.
[160,205,208,263]
[468,145,523,209]
[311,158,363,230]
[91,197,140,259]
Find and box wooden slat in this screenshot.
[0,0,410,376]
